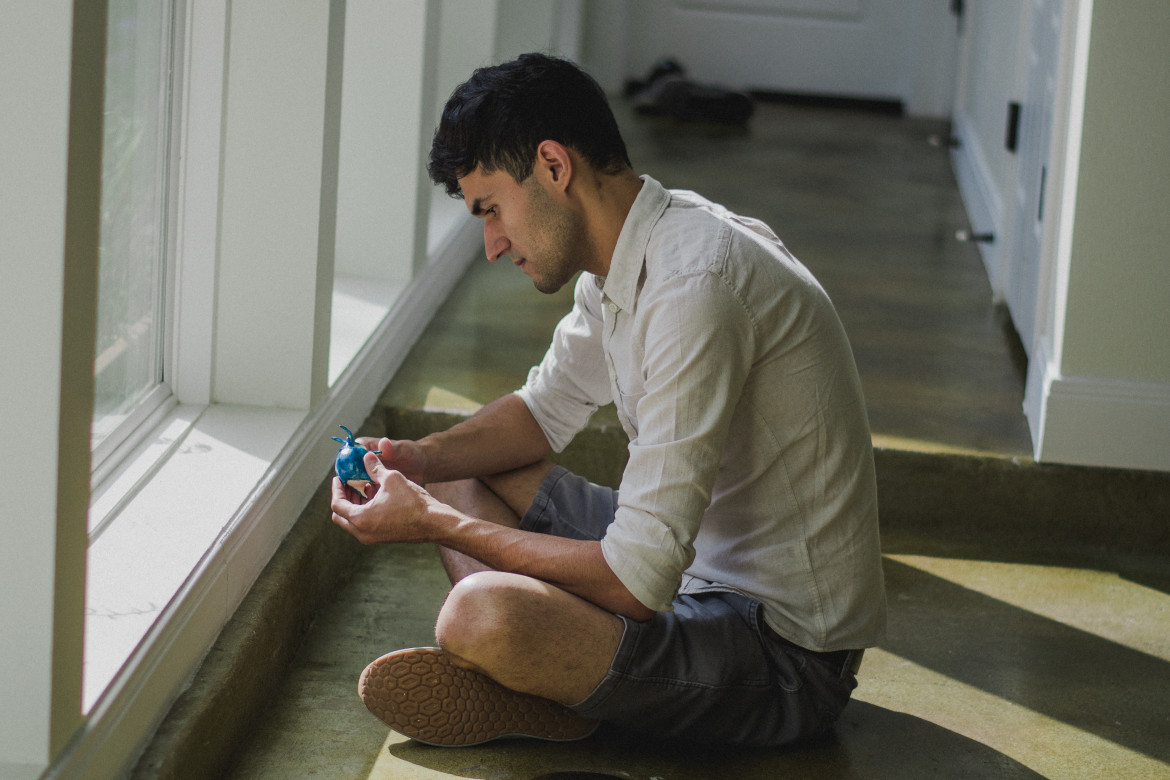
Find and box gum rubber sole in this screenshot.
[358,647,598,747]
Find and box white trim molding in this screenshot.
[1026,339,1170,472]
[950,109,1005,299]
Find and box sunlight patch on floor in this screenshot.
[870,432,1017,459]
[856,648,1166,780]
[423,386,483,415]
[367,731,435,780]
[886,554,1170,662]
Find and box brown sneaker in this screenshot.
[358,647,599,747]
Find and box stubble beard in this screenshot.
[525,180,590,295]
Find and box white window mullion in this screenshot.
[426,0,499,257]
[214,0,341,410]
[330,0,443,382]
[170,0,227,408]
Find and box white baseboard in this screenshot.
[950,110,1005,299]
[1026,341,1170,472]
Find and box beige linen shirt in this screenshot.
[517,176,886,651]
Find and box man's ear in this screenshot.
[534,140,572,192]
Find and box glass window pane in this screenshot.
[92,0,173,453]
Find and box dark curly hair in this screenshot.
[428,53,632,197]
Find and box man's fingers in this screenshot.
[330,475,347,505]
[356,436,394,460]
[364,450,388,480]
[330,477,354,525]
[330,477,374,543]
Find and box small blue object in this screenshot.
[332,425,381,497]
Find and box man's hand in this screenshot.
[356,436,429,486]
[333,436,655,623]
[331,452,438,545]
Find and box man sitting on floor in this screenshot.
[330,52,886,748]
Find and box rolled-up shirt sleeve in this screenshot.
[516,275,613,453]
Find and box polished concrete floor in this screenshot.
[214,100,1170,779]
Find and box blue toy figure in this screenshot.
[332,425,382,499]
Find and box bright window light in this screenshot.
[92,0,175,472]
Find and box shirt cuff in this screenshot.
[600,513,689,613]
[515,371,596,453]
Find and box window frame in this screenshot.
[89,0,182,499]
[27,0,573,774]
[2,0,507,775]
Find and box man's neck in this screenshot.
[577,170,644,278]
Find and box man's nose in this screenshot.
[484,222,509,262]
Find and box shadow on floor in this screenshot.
[384,701,1044,780]
[880,558,1170,765]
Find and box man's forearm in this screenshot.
[332,427,653,621]
[420,393,553,483]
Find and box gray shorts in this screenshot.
[519,466,860,747]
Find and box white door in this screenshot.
[1007,0,1062,355]
[621,0,959,116]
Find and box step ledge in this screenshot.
[135,407,1169,776]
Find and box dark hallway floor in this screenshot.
[137,99,1170,779]
[384,97,1034,458]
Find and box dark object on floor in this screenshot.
[626,58,754,126]
[623,58,686,97]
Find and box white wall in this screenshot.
[580,0,957,117]
[1024,0,1170,470]
[1059,1,1170,386]
[953,1,1170,471]
[496,0,562,62]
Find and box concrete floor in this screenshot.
[158,98,1170,779]
[225,545,1170,779]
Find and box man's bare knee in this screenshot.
[435,571,518,658]
[433,571,622,705]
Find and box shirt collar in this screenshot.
[597,175,670,311]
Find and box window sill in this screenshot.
[84,402,304,709]
[329,275,405,385]
[84,271,409,707]
[63,219,477,777]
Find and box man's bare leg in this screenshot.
[435,570,624,705]
[359,461,623,744]
[427,460,556,583]
[426,461,624,705]
[426,478,502,582]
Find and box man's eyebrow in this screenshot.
[469,197,491,217]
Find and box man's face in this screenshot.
[459,166,586,294]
